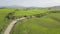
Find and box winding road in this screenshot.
[4,17,26,34]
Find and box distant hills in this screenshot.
[0,5,60,9]
[49,6,60,8]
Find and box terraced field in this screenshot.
[0,8,51,34]
[0,8,60,34]
[10,13,60,34]
[10,10,60,34]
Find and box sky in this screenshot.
[0,0,60,7]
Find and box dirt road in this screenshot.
[4,17,26,34]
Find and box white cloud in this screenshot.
[0,0,60,7]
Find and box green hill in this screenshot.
[10,12,60,34]
[0,8,60,34]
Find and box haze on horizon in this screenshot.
[0,0,60,7]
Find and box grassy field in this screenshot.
[10,13,60,34]
[0,8,60,34]
[10,9,60,34]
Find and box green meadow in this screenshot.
[10,12,60,34]
[0,8,60,34]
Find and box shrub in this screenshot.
[24,15,27,17]
[5,12,15,20]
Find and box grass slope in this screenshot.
[0,8,50,34]
[10,13,60,34]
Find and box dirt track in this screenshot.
[4,17,26,34]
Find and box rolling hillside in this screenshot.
[10,12,60,34]
[0,8,60,34]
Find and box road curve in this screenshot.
[4,17,26,34]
